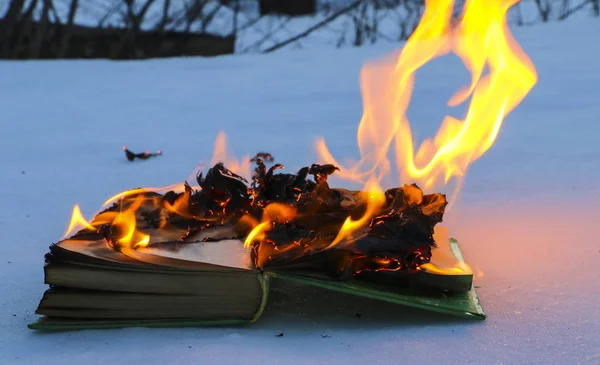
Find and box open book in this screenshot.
[29,226,485,331]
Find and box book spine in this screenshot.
[250,272,270,323]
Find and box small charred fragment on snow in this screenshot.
[123,146,162,161]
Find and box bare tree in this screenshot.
[263,0,363,53]
[29,0,52,58]
[1,0,26,57]
[110,0,157,58]
[533,0,552,22]
[231,0,240,36]
[13,0,38,56]
[512,1,525,25]
[123,0,157,31]
[156,0,172,32]
[58,0,80,58]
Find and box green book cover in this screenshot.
[266,238,484,321]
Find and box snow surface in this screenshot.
[1,17,600,365]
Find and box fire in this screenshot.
[316,0,537,200]
[64,204,95,237]
[420,262,471,275]
[243,203,297,248]
[161,185,192,219]
[60,0,538,278]
[105,195,151,250]
[327,179,385,248]
[211,131,251,181]
[65,193,153,250]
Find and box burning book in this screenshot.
[29,0,537,330]
[30,160,482,330]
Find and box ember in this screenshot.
[63,0,537,286]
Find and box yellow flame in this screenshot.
[316,0,537,202]
[243,203,298,248]
[162,187,192,217]
[133,235,150,249]
[420,262,472,275]
[244,221,269,248]
[100,194,151,250]
[64,193,154,251]
[327,179,386,248]
[64,204,96,237]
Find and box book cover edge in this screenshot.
[27,272,270,331]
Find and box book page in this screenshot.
[141,239,252,270]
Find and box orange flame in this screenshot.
[243,203,297,248]
[107,195,151,250]
[64,129,255,252]
[162,186,192,218]
[316,0,537,202]
[327,179,386,249]
[64,204,96,237]
[65,194,153,250]
[420,262,472,275]
[211,131,251,181]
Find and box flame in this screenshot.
[243,222,270,248]
[420,261,472,275]
[105,195,151,250]
[64,193,154,251]
[62,0,539,277]
[243,203,297,248]
[64,204,96,237]
[65,130,255,252]
[162,187,192,218]
[316,0,537,201]
[211,131,251,181]
[327,179,386,248]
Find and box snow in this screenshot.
[1,16,600,365]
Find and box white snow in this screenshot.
[1,17,600,365]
